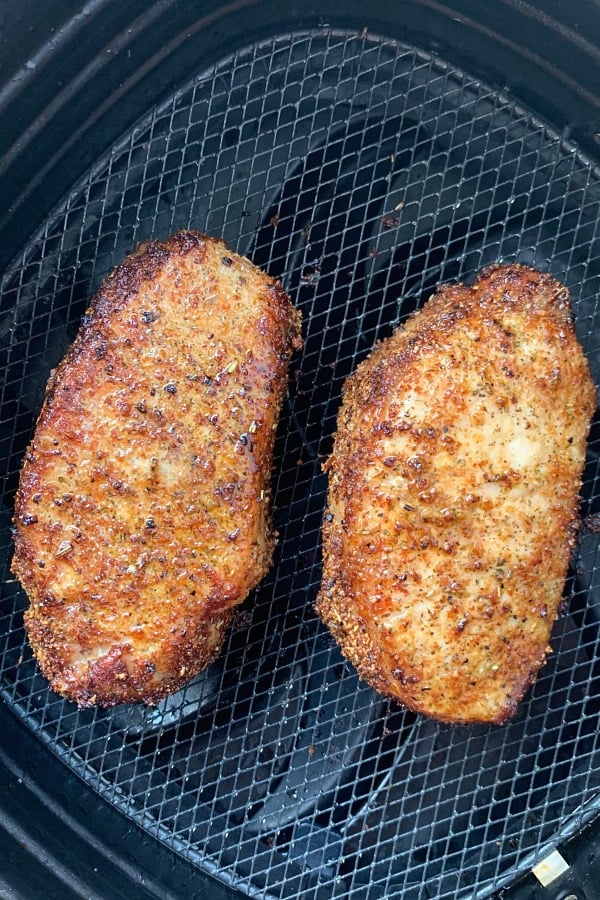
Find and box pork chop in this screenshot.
[12,231,302,706]
[316,264,595,724]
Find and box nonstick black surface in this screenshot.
[1,27,600,900]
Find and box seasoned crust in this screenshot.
[12,231,302,706]
[316,264,595,725]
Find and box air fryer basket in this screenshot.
[1,4,600,899]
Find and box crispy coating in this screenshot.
[12,231,302,706]
[316,264,596,725]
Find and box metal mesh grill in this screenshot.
[2,28,600,899]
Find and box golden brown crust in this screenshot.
[12,231,302,706]
[316,264,596,725]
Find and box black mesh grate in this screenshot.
[2,28,600,899]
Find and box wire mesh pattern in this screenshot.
[1,28,600,899]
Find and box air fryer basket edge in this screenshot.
[1,2,600,899]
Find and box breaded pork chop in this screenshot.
[316,264,595,725]
[12,231,302,706]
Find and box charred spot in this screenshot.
[221,256,233,267]
[140,309,158,324]
[20,513,38,526]
[301,259,323,284]
[392,666,419,686]
[583,515,600,534]
[164,383,177,394]
[215,481,237,501]
[41,591,62,608]
[171,230,205,257]
[381,213,400,229]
